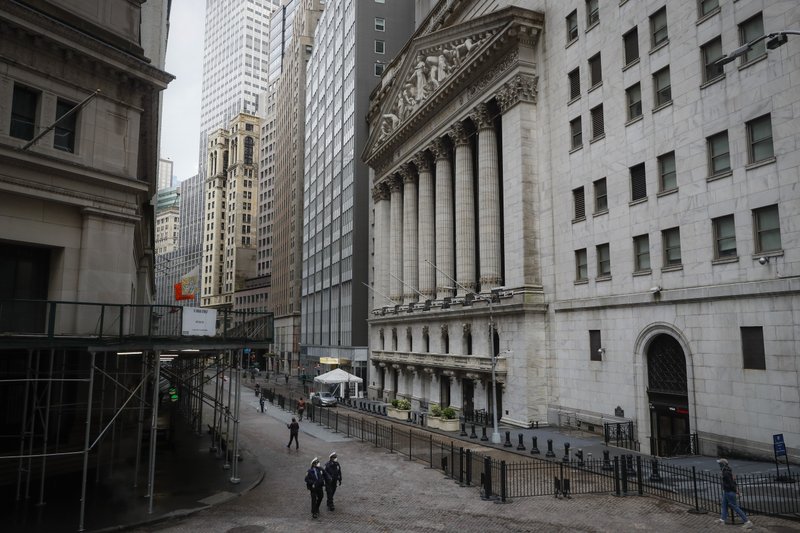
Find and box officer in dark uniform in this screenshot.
[304,457,329,519]
[324,451,343,511]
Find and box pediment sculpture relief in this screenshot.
[378,33,491,143]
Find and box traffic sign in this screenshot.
[773,433,786,457]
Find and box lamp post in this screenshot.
[716,30,799,66]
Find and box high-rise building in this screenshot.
[363,0,800,461]
[267,0,299,84]
[301,0,415,381]
[158,157,174,190]
[155,187,180,255]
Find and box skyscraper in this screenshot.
[301,0,415,381]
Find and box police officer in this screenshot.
[304,457,328,519]
[324,451,342,511]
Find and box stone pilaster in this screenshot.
[448,122,476,295]
[401,164,418,304]
[471,103,502,289]
[430,137,455,299]
[372,183,391,308]
[388,175,404,303]
[414,151,435,299]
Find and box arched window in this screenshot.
[244,136,254,165]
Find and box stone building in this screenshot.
[363,0,799,461]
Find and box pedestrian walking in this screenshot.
[304,457,329,519]
[254,383,260,397]
[287,417,299,449]
[259,394,266,413]
[715,458,753,529]
[297,397,306,421]
[324,451,342,511]
[284,374,289,385]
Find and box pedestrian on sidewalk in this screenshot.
[259,394,266,413]
[304,457,329,519]
[297,397,306,421]
[324,452,342,511]
[287,417,300,449]
[254,383,260,397]
[715,458,753,529]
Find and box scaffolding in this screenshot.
[0,299,272,532]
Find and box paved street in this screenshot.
[119,380,800,533]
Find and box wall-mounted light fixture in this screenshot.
[650,285,662,294]
[758,256,770,265]
[597,347,606,356]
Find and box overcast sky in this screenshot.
[160,2,205,182]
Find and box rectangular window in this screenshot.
[662,227,682,266]
[623,27,639,66]
[10,85,38,140]
[707,131,731,176]
[653,67,672,107]
[573,186,585,220]
[597,243,611,277]
[634,234,651,272]
[568,68,581,100]
[594,178,608,213]
[374,17,385,31]
[54,98,77,153]
[575,248,588,281]
[586,0,599,27]
[589,330,602,361]
[739,13,765,64]
[566,10,578,43]
[374,40,385,54]
[747,114,774,164]
[741,327,766,370]
[590,105,604,140]
[626,83,642,121]
[589,53,602,87]
[570,117,582,149]
[650,7,668,48]
[713,214,737,259]
[630,162,647,201]
[702,37,724,82]
[753,204,781,253]
[374,63,385,76]
[699,0,719,17]
[658,151,677,192]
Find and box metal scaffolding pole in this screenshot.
[16,349,33,501]
[37,348,56,505]
[78,351,97,532]
[134,353,147,488]
[224,351,232,470]
[147,350,161,514]
[95,352,107,483]
[230,354,241,484]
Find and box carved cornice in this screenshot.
[429,137,450,160]
[496,73,539,112]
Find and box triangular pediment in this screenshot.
[363,5,543,168]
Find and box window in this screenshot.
[597,243,611,277]
[568,68,581,100]
[707,131,730,176]
[588,53,602,87]
[54,98,77,153]
[634,234,651,272]
[747,114,774,164]
[662,227,682,266]
[375,40,385,54]
[741,327,766,370]
[589,330,602,361]
[739,14,765,64]
[623,27,639,66]
[626,83,642,121]
[699,0,719,17]
[374,17,385,31]
[374,63,385,76]
[658,151,677,192]
[650,7,668,48]
[10,85,38,140]
[653,67,671,106]
[570,117,582,149]
[630,163,647,201]
[713,215,737,259]
[573,186,585,220]
[594,178,607,212]
[753,205,781,253]
[575,248,588,281]
[701,37,724,82]
[586,0,599,27]
[590,105,604,140]
[566,10,578,43]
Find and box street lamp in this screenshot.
[716,30,798,66]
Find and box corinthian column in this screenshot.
[401,164,418,304]
[388,175,404,303]
[472,103,502,289]
[372,182,391,308]
[414,152,435,299]
[448,122,476,295]
[430,138,454,299]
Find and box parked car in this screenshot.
[311,391,337,407]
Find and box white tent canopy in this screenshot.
[314,368,363,398]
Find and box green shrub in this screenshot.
[396,398,411,410]
[429,403,443,417]
[441,407,456,420]
[391,399,400,408]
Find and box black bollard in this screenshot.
[649,458,663,482]
[576,449,584,467]
[517,433,526,451]
[602,449,613,471]
[562,442,571,462]
[503,430,513,448]
[460,422,468,437]
[545,438,556,457]
[531,436,540,454]
[470,424,478,439]
[480,426,489,441]
[625,454,636,477]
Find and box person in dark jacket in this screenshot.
[304,457,329,519]
[286,418,299,449]
[716,458,752,528]
[323,451,343,511]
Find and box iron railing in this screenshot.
[604,421,640,451]
[650,433,698,457]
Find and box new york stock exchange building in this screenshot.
[361,0,800,462]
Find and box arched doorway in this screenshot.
[647,334,692,456]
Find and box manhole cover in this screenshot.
[226,527,265,533]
